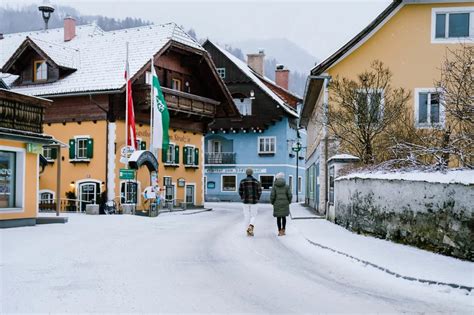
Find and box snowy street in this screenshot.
[1,203,473,313]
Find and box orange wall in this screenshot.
[0,139,39,220]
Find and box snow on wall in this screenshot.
[334,175,474,261]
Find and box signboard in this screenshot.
[26,143,43,154]
[177,178,186,187]
[120,146,135,164]
[119,168,135,180]
[143,186,157,199]
[292,142,302,152]
[207,181,216,189]
[205,168,267,174]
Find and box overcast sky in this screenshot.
[1,0,391,60]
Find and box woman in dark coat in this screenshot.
[270,172,292,236]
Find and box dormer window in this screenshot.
[34,60,47,82]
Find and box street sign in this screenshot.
[26,143,43,154]
[119,168,135,180]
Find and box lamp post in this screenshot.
[38,0,55,30]
[291,141,302,202]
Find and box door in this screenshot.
[211,140,222,163]
[79,182,98,212]
[186,185,195,205]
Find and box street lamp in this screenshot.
[38,0,55,30]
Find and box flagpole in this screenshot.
[150,57,154,157]
[125,42,129,170]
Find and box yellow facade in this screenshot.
[0,139,39,221]
[40,120,204,210]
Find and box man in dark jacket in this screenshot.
[239,168,262,236]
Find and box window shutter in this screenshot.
[175,145,179,164]
[140,141,146,150]
[183,146,188,165]
[51,147,58,160]
[86,138,94,158]
[162,148,168,163]
[194,148,199,166]
[69,139,75,159]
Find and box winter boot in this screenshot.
[278,229,283,236]
[281,229,286,236]
[248,224,255,236]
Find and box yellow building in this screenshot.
[301,0,474,213]
[1,21,237,213]
[0,88,57,227]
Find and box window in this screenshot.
[0,151,16,208]
[415,89,444,128]
[42,146,57,161]
[69,137,93,160]
[172,78,182,91]
[216,68,226,79]
[183,146,199,167]
[167,144,176,163]
[222,175,236,192]
[355,89,384,124]
[39,192,54,203]
[34,60,47,81]
[329,166,335,205]
[258,137,276,154]
[288,175,293,192]
[298,176,302,194]
[432,8,474,42]
[121,182,138,204]
[233,98,252,116]
[260,175,275,190]
[136,139,146,151]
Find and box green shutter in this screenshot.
[175,145,179,164]
[140,141,147,150]
[162,148,168,163]
[194,148,199,166]
[86,138,94,158]
[69,139,75,159]
[183,146,188,165]
[51,147,58,160]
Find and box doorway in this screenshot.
[79,182,100,212]
[185,184,195,206]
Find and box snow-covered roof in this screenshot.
[337,169,474,186]
[210,42,298,118]
[0,23,204,96]
[328,154,360,162]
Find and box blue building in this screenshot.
[203,41,305,202]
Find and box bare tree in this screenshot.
[327,60,411,164]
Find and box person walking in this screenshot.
[270,172,292,236]
[239,168,262,236]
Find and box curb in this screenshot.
[304,238,473,293]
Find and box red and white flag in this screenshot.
[124,51,137,149]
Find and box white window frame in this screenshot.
[216,68,226,79]
[120,180,140,205]
[258,136,276,154]
[72,135,91,161]
[221,174,237,192]
[259,174,275,191]
[0,146,25,213]
[39,189,55,203]
[185,145,195,165]
[288,175,293,192]
[42,146,53,161]
[431,7,474,43]
[414,88,445,129]
[184,183,196,205]
[166,143,176,164]
[298,176,302,194]
[233,97,252,116]
[355,88,385,123]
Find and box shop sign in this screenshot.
[177,178,186,187]
[120,146,135,164]
[205,168,267,174]
[26,143,43,154]
[119,168,135,180]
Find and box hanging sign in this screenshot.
[26,143,43,154]
[177,178,186,187]
[120,146,135,164]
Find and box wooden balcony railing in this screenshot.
[0,98,44,133]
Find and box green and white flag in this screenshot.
[151,63,170,150]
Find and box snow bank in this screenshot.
[337,169,474,185]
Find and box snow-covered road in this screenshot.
[1,203,472,313]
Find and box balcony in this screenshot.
[205,152,236,164]
[0,90,47,134]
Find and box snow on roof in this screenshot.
[337,169,474,186]
[328,154,360,162]
[1,23,204,96]
[211,42,298,118]
[29,37,80,69]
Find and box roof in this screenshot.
[205,40,298,118]
[256,73,302,107]
[0,88,52,107]
[0,23,204,96]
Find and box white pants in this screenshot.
[242,203,258,227]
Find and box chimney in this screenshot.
[64,16,76,42]
[247,49,265,76]
[275,64,289,90]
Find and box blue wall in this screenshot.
[205,117,306,203]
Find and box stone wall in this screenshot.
[334,177,474,261]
